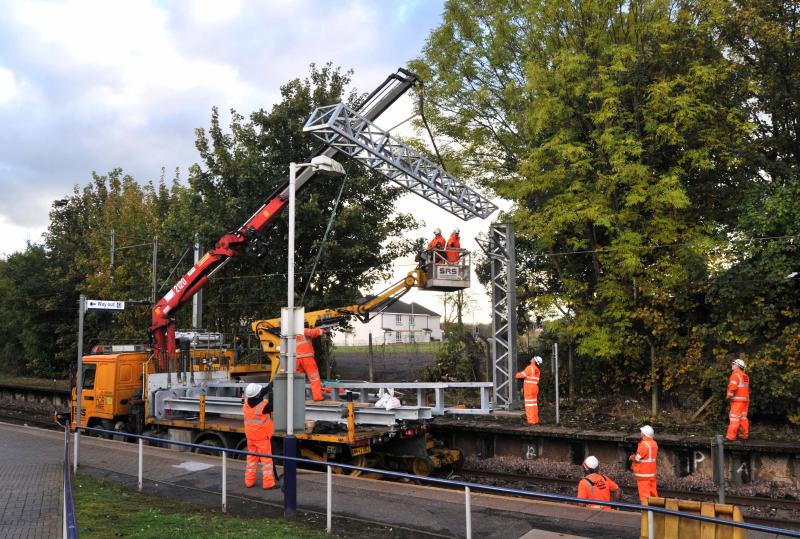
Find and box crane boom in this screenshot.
[151,69,420,363]
[251,269,426,378]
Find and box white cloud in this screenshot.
[0,66,17,104]
[0,0,447,262]
[0,215,46,258]
[188,0,243,23]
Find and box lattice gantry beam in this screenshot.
[304,103,498,221]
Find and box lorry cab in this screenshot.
[71,352,150,430]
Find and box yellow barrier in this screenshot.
[640,497,745,539]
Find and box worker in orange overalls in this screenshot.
[515,356,542,425]
[427,228,446,264]
[577,456,619,510]
[726,358,750,441]
[296,328,328,401]
[242,383,276,489]
[445,227,461,263]
[629,425,658,503]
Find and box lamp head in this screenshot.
[310,155,346,178]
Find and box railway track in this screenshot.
[456,468,800,529]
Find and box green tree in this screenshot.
[412,0,751,411]
[0,245,61,376]
[701,0,800,422]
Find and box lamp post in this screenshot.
[284,155,345,517]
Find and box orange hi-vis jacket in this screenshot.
[727,369,750,402]
[632,436,658,479]
[428,234,445,250]
[296,328,322,367]
[516,364,540,387]
[243,399,273,441]
[446,233,461,263]
[577,473,619,510]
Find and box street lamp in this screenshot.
[284,155,345,517]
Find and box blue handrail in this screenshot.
[63,425,79,538]
[77,426,800,538]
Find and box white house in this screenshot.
[332,300,443,346]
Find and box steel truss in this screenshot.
[303,103,498,221]
[477,224,518,409]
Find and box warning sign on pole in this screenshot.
[86,299,126,311]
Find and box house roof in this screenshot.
[382,300,440,317]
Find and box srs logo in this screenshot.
[437,266,460,280]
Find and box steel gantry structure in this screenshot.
[303,102,498,221]
[477,224,519,410]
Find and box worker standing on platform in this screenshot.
[296,328,328,401]
[726,358,750,441]
[445,228,461,263]
[427,228,446,263]
[515,356,542,425]
[577,456,619,510]
[629,425,658,503]
[243,383,276,489]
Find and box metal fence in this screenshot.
[62,425,78,538]
[73,426,800,539]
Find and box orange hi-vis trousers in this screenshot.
[636,478,658,504]
[523,384,539,424]
[245,437,275,489]
[297,356,323,401]
[726,400,750,441]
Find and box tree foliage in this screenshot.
[413,0,799,422]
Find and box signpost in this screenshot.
[86,299,125,311]
[74,296,126,472]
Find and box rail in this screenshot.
[62,424,78,538]
[72,425,800,538]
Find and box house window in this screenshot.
[409,333,416,343]
[395,331,402,342]
[395,314,402,326]
[410,315,415,328]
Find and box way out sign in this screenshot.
[86,299,125,311]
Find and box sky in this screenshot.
[0,0,506,323]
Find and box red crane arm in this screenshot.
[150,193,288,358]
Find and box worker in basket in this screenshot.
[427,227,446,264]
[577,456,619,510]
[445,227,461,264]
[242,383,276,489]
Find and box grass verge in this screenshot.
[73,474,330,538]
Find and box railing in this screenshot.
[62,425,78,538]
[74,426,800,539]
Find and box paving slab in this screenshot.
[0,423,62,539]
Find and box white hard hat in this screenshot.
[434,228,442,235]
[453,227,460,234]
[245,383,262,398]
[640,425,654,438]
[531,356,543,365]
[582,456,599,471]
[732,358,745,369]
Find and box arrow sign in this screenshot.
[86,299,125,311]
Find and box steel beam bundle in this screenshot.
[159,395,433,426]
[303,103,498,221]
